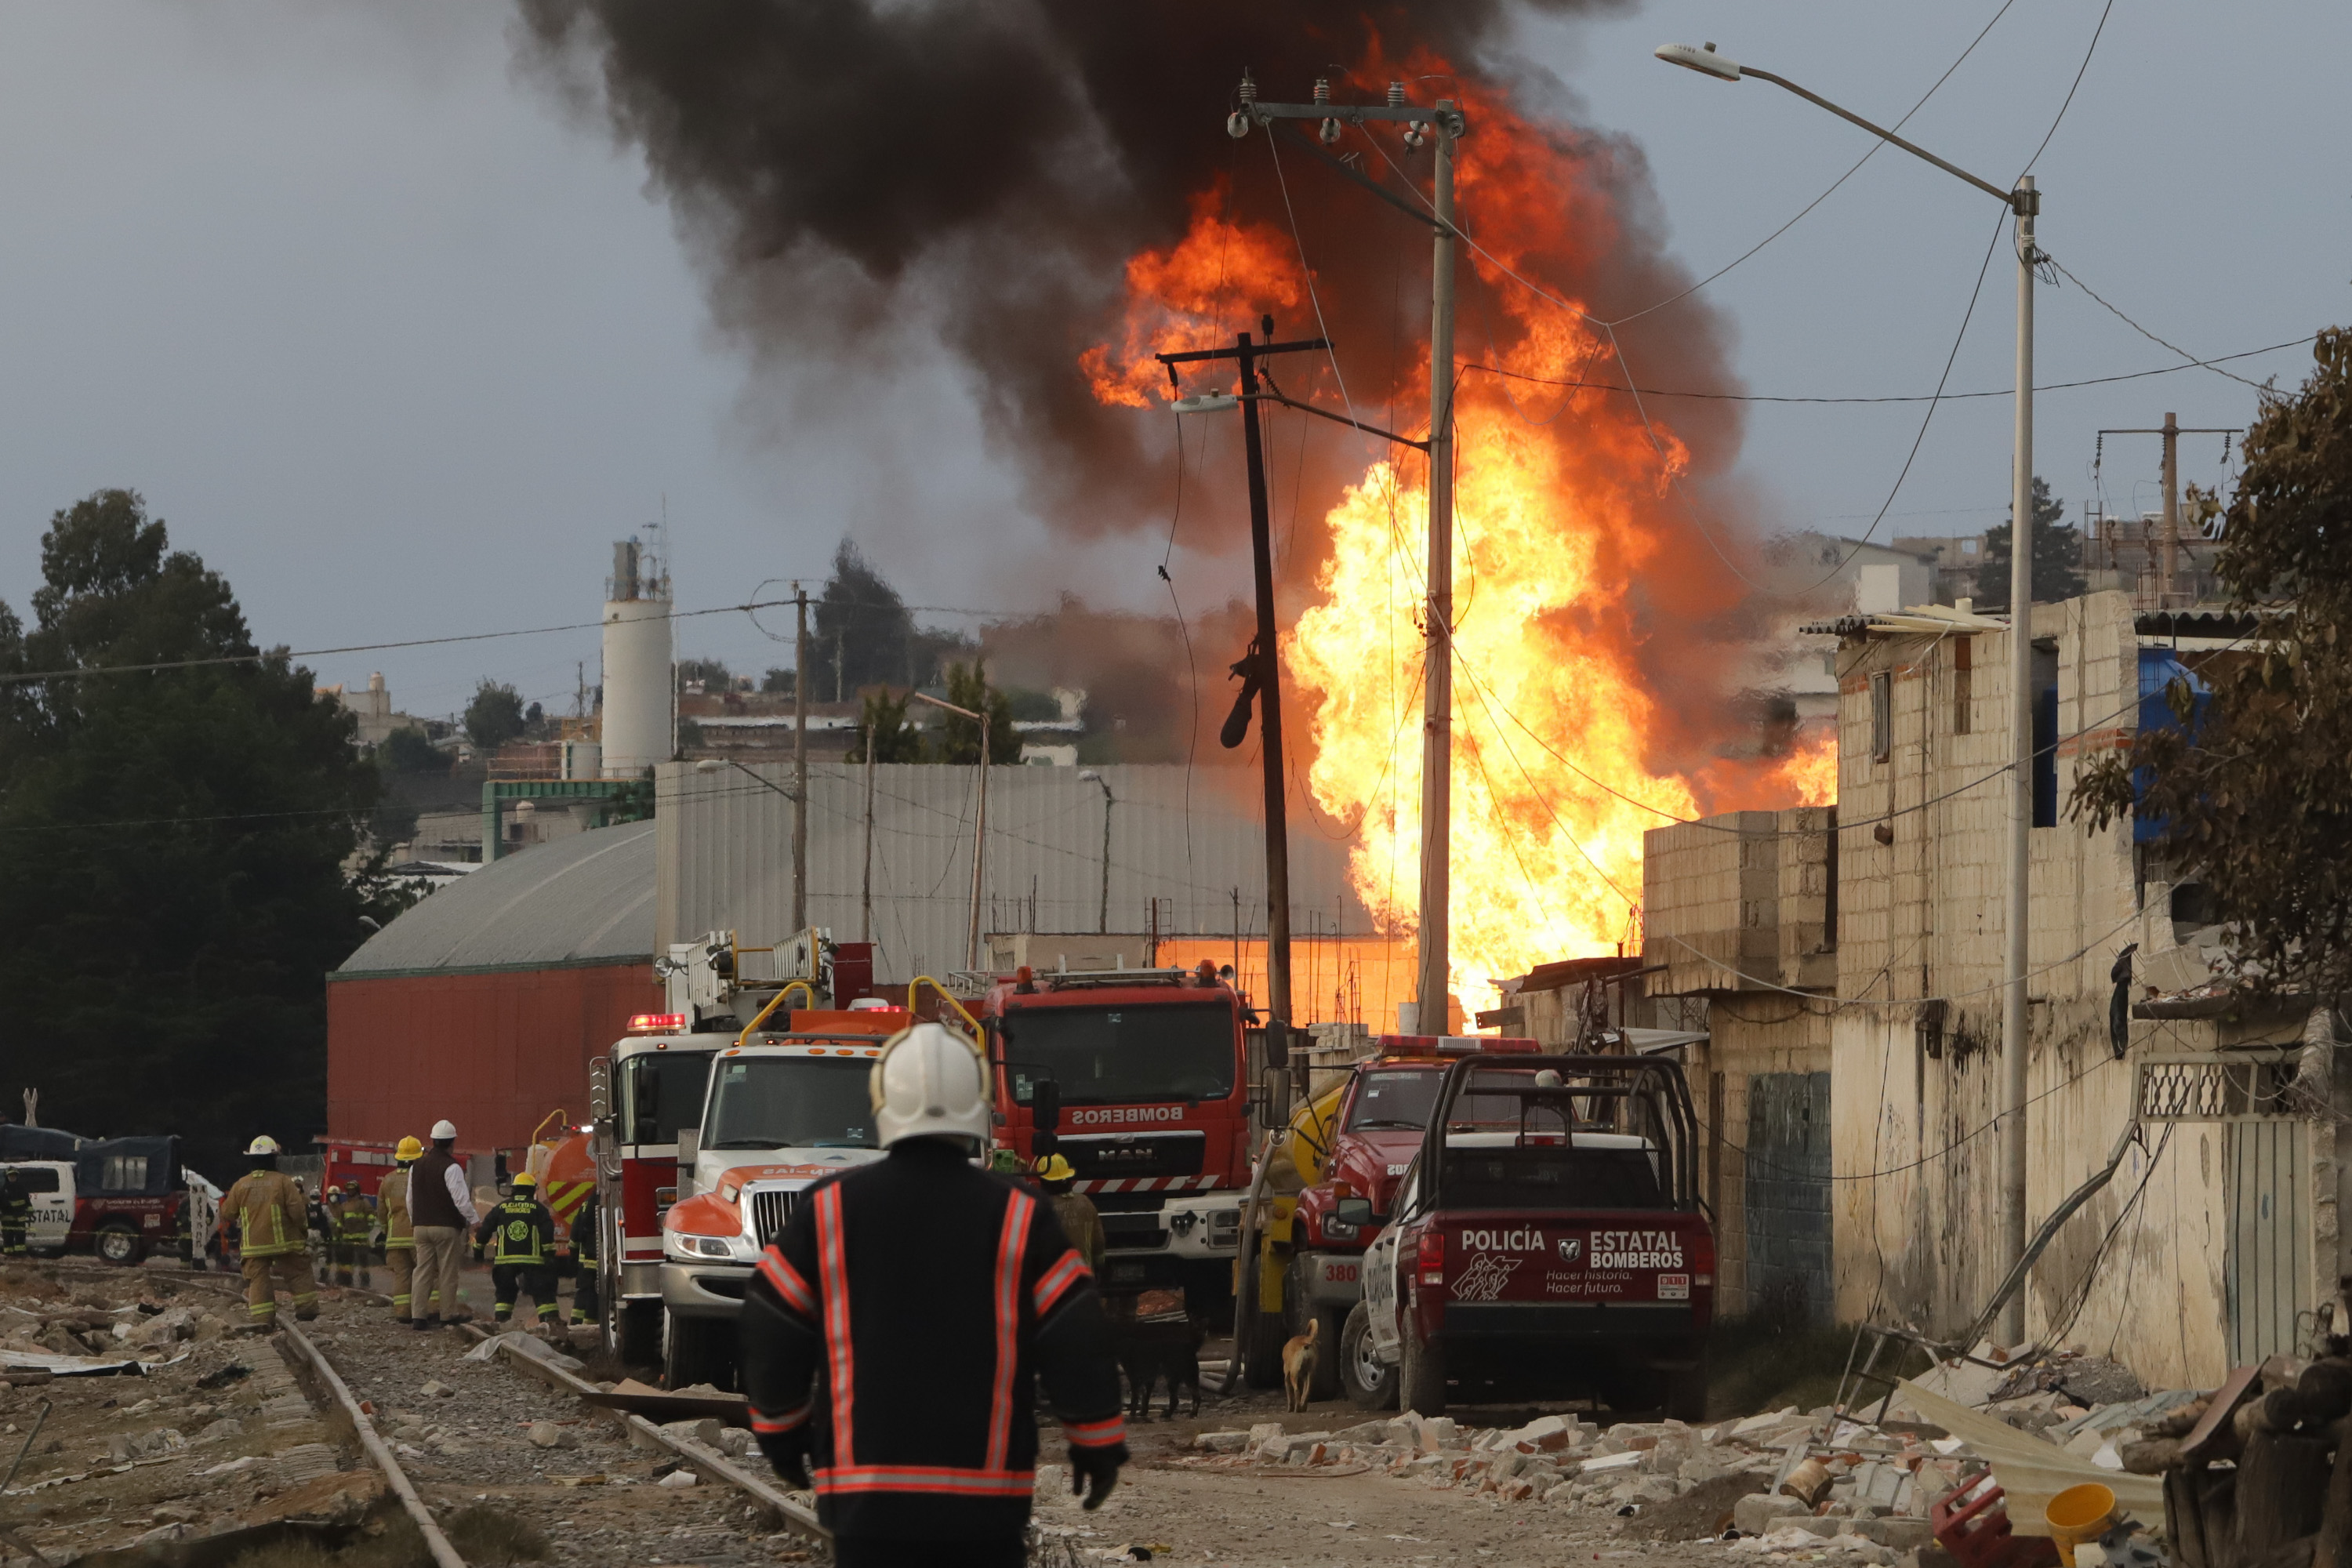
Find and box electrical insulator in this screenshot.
[1227,111,1250,140]
[1388,82,1406,107]
[1312,78,1330,105]
[1237,72,1257,104]
[1319,118,1341,144]
[1403,123,1426,151]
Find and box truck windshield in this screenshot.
[1348,1069,1531,1131]
[1000,1002,1236,1106]
[1442,1145,1667,1210]
[619,1051,713,1148]
[705,1058,878,1149]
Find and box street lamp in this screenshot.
[1658,39,2042,1348]
[1078,769,1116,935]
[908,690,991,970]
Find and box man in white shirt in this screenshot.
[405,1120,481,1330]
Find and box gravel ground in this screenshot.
[301,1290,818,1567]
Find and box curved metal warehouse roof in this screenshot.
[336,820,655,978]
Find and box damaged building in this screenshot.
[1631,588,2347,1384]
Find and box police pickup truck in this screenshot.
[1344,1051,1715,1419]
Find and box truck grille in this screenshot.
[748,1189,797,1250]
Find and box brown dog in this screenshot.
[1281,1317,1321,1412]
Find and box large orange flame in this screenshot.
[1083,59,1828,1011]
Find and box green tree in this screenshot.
[377,726,445,774]
[1973,477,2085,608]
[2072,328,2352,996]
[0,490,389,1178]
[760,666,794,695]
[463,680,526,750]
[932,660,1021,765]
[677,657,733,694]
[846,689,924,763]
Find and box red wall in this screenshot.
[327,962,660,1153]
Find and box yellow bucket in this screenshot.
[2045,1482,2118,1566]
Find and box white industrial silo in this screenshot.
[601,535,673,777]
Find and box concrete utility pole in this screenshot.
[2099,416,2237,608]
[1657,40,2045,1345]
[860,733,876,946]
[909,689,990,970]
[1222,74,1468,1036]
[1080,769,1116,934]
[793,585,809,933]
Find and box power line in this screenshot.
[2047,257,2282,394]
[1465,332,2315,405]
[2016,0,2113,180]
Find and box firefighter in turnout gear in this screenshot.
[1,1166,31,1258]
[327,1180,374,1289]
[217,1138,318,1330]
[740,1024,1127,1568]
[474,1171,560,1328]
[568,1188,601,1327]
[1033,1154,1105,1276]
[379,1137,420,1322]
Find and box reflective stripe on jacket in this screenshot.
[476,1197,555,1265]
[220,1169,307,1258]
[329,1196,374,1243]
[379,1167,414,1249]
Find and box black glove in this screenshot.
[757,1428,813,1490]
[1069,1442,1127,1511]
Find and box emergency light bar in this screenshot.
[626,1012,687,1033]
[1374,1034,1540,1056]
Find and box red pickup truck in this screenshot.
[1348,1052,1715,1418]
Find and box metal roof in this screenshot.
[336,820,655,978]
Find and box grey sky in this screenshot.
[0,2,2341,721]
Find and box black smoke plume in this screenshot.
[510,2,1745,554]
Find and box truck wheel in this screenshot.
[662,1312,735,1392]
[1664,1353,1710,1424]
[615,1298,661,1368]
[1339,1302,1398,1411]
[1399,1324,1446,1416]
[1239,1254,1285,1390]
[95,1224,143,1267]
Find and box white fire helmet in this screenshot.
[429,1120,458,1141]
[869,1022,989,1149]
[245,1135,280,1156]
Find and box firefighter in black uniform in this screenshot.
[568,1189,601,1327]
[740,1022,1127,1568]
[1,1167,31,1258]
[474,1171,560,1328]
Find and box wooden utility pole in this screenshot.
[793,585,808,932]
[2096,416,2240,608]
[1155,326,1330,1061]
[860,735,877,945]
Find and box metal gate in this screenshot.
[1746,1072,1833,1325]
[2226,1118,2314,1364]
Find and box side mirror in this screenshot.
[1334,1196,1374,1229]
[1033,1079,1061,1134]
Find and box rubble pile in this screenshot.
[1182,1406,1956,1559]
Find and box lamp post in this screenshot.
[909,690,990,970]
[1078,769,1116,935]
[1658,40,2042,1346]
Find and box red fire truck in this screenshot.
[979,961,1250,1309]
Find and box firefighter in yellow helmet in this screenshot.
[1033,1153,1105,1276]
[326,1179,374,1290]
[474,1171,560,1330]
[379,1137,423,1323]
[216,1138,318,1330]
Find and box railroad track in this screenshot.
[293,1293,826,1566]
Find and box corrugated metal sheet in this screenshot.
[659,762,1385,983]
[327,964,659,1150]
[339,821,656,976]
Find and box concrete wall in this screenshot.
[1641,807,1838,1321]
[1824,590,2243,1382]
